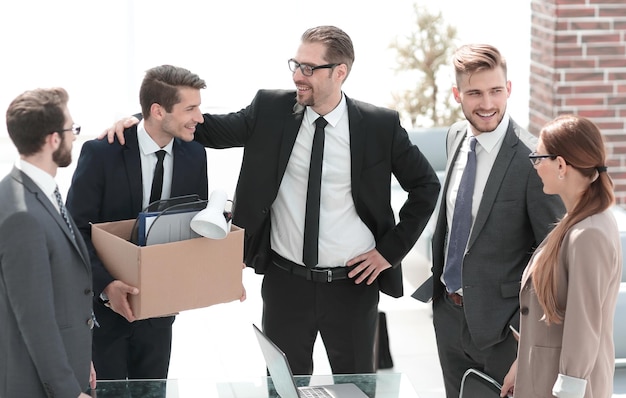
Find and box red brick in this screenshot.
[608,97,626,106]
[571,21,612,30]
[581,33,622,43]
[600,7,626,17]
[563,71,604,81]
[555,59,596,68]
[600,58,626,68]
[556,8,595,18]
[588,45,626,56]
[577,109,617,118]
[564,97,606,106]
[556,34,578,44]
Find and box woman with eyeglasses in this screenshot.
[501,114,622,397]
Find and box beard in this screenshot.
[53,142,72,167]
[296,92,314,108]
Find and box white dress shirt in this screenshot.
[271,94,376,267]
[137,120,174,210]
[443,114,510,292]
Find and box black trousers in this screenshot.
[433,293,517,398]
[92,309,174,381]
[261,263,380,375]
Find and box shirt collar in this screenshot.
[468,113,510,153]
[137,120,174,155]
[16,159,57,197]
[304,93,347,128]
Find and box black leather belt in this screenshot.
[446,292,464,307]
[271,252,349,283]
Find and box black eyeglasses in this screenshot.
[528,152,557,166]
[288,59,339,77]
[61,123,81,135]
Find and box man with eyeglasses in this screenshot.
[412,44,565,397]
[103,25,440,375]
[0,87,96,397]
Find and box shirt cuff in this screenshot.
[552,373,587,398]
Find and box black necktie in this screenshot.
[303,117,327,268]
[443,136,477,293]
[149,150,166,204]
[53,186,75,240]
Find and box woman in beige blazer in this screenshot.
[501,115,622,397]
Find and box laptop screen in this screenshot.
[253,324,301,398]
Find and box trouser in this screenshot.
[433,292,517,398]
[261,262,380,375]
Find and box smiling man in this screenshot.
[66,65,209,383]
[104,26,441,375]
[413,44,565,397]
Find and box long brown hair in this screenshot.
[532,115,614,324]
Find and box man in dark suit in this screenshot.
[107,26,440,375]
[0,87,95,397]
[66,65,209,381]
[414,44,565,397]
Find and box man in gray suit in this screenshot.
[0,87,96,397]
[413,44,565,397]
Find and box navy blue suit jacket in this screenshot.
[66,127,208,327]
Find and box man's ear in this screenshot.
[46,131,61,151]
[149,103,164,120]
[452,86,461,104]
[335,63,349,83]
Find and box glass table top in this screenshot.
[89,373,420,397]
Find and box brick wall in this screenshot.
[530,0,626,204]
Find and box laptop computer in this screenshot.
[252,324,369,398]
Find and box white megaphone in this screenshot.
[190,190,231,239]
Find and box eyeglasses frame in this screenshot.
[288,59,340,77]
[60,123,81,135]
[528,152,557,166]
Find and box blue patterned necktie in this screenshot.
[54,186,75,240]
[443,136,477,293]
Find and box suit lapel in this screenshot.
[122,128,144,212]
[170,139,189,197]
[346,97,365,199]
[12,168,90,269]
[277,104,305,184]
[435,125,466,240]
[468,122,518,248]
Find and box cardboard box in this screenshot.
[91,219,244,320]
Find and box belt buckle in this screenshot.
[327,269,332,283]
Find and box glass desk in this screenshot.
[90,373,419,397]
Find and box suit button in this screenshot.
[520,307,529,315]
[87,318,95,329]
[262,208,268,214]
[84,288,93,296]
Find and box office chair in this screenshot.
[459,368,502,398]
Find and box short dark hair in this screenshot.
[301,26,355,79]
[6,87,69,156]
[453,44,507,86]
[140,65,206,118]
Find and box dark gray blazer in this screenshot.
[430,119,565,349]
[0,167,93,397]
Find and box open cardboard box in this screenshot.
[91,219,244,320]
